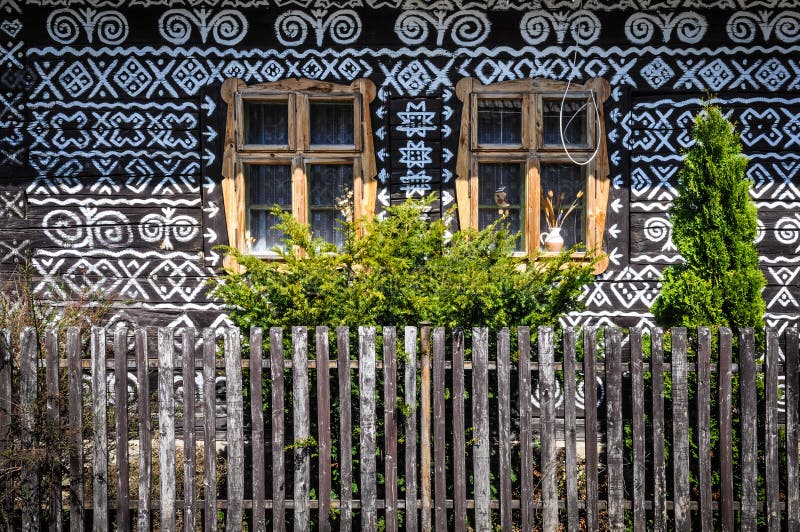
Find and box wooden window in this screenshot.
[221,78,377,260]
[455,77,611,273]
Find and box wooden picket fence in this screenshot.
[0,325,799,531]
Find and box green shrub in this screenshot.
[211,198,595,329]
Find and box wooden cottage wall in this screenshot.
[0,0,798,331]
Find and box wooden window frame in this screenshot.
[455,77,611,274]
[221,77,377,262]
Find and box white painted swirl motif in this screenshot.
[139,208,200,251]
[643,217,675,251]
[43,208,132,248]
[726,11,762,43]
[519,11,550,44]
[276,9,362,47]
[775,215,800,252]
[159,8,248,46]
[47,8,129,45]
[520,10,599,45]
[726,11,800,43]
[773,11,800,42]
[395,10,490,47]
[625,11,706,44]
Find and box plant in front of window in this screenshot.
[540,189,584,252]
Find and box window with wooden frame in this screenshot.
[220,77,377,260]
[455,77,611,273]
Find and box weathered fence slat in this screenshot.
[90,327,108,531]
[383,327,398,532]
[0,330,11,529]
[651,328,666,531]
[563,328,579,532]
[452,328,467,532]
[293,326,311,532]
[45,330,62,532]
[225,328,244,532]
[605,326,624,531]
[419,324,432,531]
[539,326,558,531]
[359,326,377,531]
[270,327,285,532]
[740,328,758,531]
[20,327,39,532]
[497,328,513,532]
[718,328,734,532]
[518,327,534,530]
[787,327,800,529]
[316,327,332,532]
[67,327,84,532]
[135,329,151,532]
[403,326,418,532]
[114,328,130,532]
[337,326,352,532]
[250,328,265,532]
[671,328,690,531]
[433,327,448,532]
[158,328,176,532]
[630,328,645,532]
[183,328,197,532]
[472,327,491,531]
[203,328,217,532]
[697,327,712,532]
[765,328,780,532]
[583,327,599,532]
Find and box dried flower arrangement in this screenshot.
[541,189,584,230]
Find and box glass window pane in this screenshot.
[477,98,522,145]
[247,164,292,253]
[542,99,588,146]
[540,163,585,249]
[250,210,286,253]
[244,101,289,145]
[309,164,353,249]
[478,162,524,250]
[310,101,355,145]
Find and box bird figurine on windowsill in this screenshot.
[495,186,510,217]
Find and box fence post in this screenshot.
[497,328,512,532]
[718,328,734,532]
[403,326,418,532]
[184,328,198,532]
[472,327,491,531]
[452,328,467,532]
[20,327,39,531]
[419,323,432,531]
[67,327,84,532]
[518,327,534,530]
[0,330,10,529]
[316,327,332,532]
[292,327,310,532]
[135,329,150,532]
[202,328,217,532]
[383,326,398,532]
[336,327,351,532]
[225,328,244,531]
[671,328,690,531]
[114,327,130,532]
[433,327,447,532]
[605,326,624,532]
[158,328,176,532]
[539,326,558,531]
[697,327,712,531]
[786,327,799,529]
[270,328,285,532]
[563,328,579,532]
[765,328,780,532]
[249,327,265,532]
[583,327,599,532]
[739,328,758,531]
[359,326,377,531]
[630,328,645,532]
[45,329,62,532]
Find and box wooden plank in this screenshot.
[203,329,218,532]
[250,328,266,532]
[158,328,177,532]
[583,327,599,532]
[651,328,667,531]
[452,328,467,532]
[67,328,84,532]
[697,328,712,532]
[605,326,624,532]
[0,330,9,530]
[786,327,800,530]
[765,328,780,532]
[718,328,734,532]
[225,328,245,531]
[563,328,579,532]
[20,327,40,531]
[403,326,418,532]
[538,327,558,531]
[518,327,534,530]
[270,328,286,532]
[671,328,690,531]
[383,327,398,532]
[183,328,197,532]
[337,326,352,532]
[630,328,645,532]
[419,324,432,531]
[497,328,512,532]
[91,327,108,531]
[316,327,332,532]
[359,327,378,531]
[292,326,310,532]
[433,327,447,532]
[135,328,151,532]
[472,327,491,531]
[114,328,130,532]
[45,330,63,532]
[739,328,758,532]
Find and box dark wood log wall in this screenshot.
[0,0,798,331]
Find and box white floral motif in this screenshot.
[159,8,248,46]
[47,8,128,45]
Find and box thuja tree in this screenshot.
[651,103,765,329]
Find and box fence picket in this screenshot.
[433,327,447,532]
[250,328,265,532]
[90,327,108,531]
[383,327,398,532]
[20,327,39,531]
[518,327,534,530]
[583,327,599,532]
[563,328,579,532]
[45,330,62,532]
[114,328,130,532]
[359,327,378,530]
[472,327,491,531]
[184,328,198,532]
[452,328,467,532]
[765,328,780,532]
[67,327,84,532]
[316,327,332,532]
[650,328,666,531]
[337,326,352,532]
[786,327,799,529]
[403,327,418,532]
[605,326,624,531]
[697,327,712,532]
[225,328,244,531]
[270,328,285,532]
[718,328,734,532]
[0,330,10,529]
[539,326,558,531]
[292,327,311,531]
[672,328,690,531]
[419,324,432,531]
[158,328,176,532]
[203,329,217,532]
[740,328,758,531]
[630,328,645,532]
[497,328,513,532]
[135,329,151,532]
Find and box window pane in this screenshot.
[244,101,289,145]
[542,99,588,146]
[540,163,585,249]
[247,164,292,253]
[309,164,353,249]
[477,98,522,145]
[310,101,355,145]
[250,210,286,253]
[478,162,524,250]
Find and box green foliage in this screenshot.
[651,103,765,330]
[212,197,595,329]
